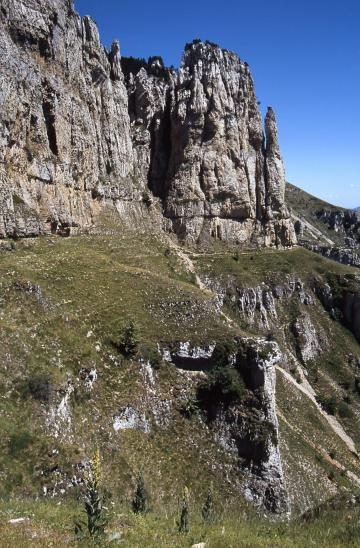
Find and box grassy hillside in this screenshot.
[286,183,347,246]
[0,206,360,544]
[1,495,360,546]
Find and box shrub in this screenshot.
[316,394,337,415]
[197,365,245,409]
[113,321,140,357]
[202,484,216,523]
[23,373,52,402]
[212,340,236,368]
[180,397,199,419]
[75,450,108,539]
[8,432,32,457]
[132,473,148,514]
[178,487,190,534]
[355,377,360,395]
[141,345,162,369]
[338,401,353,419]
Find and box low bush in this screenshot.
[8,431,32,457]
[22,373,52,402]
[316,394,337,415]
[337,401,353,418]
[132,473,148,514]
[197,365,246,409]
[112,321,140,357]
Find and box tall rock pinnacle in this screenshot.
[265,107,287,216]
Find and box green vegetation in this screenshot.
[177,486,190,534]
[316,394,338,415]
[113,320,140,357]
[1,494,360,546]
[197,365,246,410]
[21,373,53,402]
[75,450,108,540]
[132,473,148,514]
[202,483,216,523]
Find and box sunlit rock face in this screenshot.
[126,40,295,246]
[0,1,295,246]
[0,0,133,237]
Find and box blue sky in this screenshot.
[75,0,360,208]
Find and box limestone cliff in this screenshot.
[0,0,133,237]
[0,0,295,246]
[126,41,296,246]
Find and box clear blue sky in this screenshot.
[75,0,360,208]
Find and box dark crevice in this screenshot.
[38,37,52,59]
[42,82,58,156]
[51,222,71,236]
[147,89,172,199]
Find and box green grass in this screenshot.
[193,246,357,287]
[0,213,359,523]
[1,496,360,547]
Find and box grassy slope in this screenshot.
[286,182,347,245]
[1,497,360,547]
[0,210,241,505]
[0,207,360,544]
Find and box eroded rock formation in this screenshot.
[0,0,295,246]
[0,0,133,237]
[127,41,296,245]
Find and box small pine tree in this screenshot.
[75,450,108,539]
[202,483,215,523]
[118,320,140,357]
[178,487,190,534]
[132,473,148,514]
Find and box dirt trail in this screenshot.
[166,238,235,325]
[277,409,360,487]
[276,366,358,456]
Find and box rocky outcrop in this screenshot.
[0,0,133,237]
[0,1,296,246]
[213,338,288,513]
[291,312,327,363]
[315,209,360,247]
[159,338,288,512]
[315,277,360,342]
[300,241,360,268]
[342,293,360,342]
[126,41,296,246]
[202,275,314,331]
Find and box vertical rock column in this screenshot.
[264,107,287,217]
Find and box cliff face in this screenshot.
[0,0,295,246]
[127,42,296,245]
[0,0,133,237]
